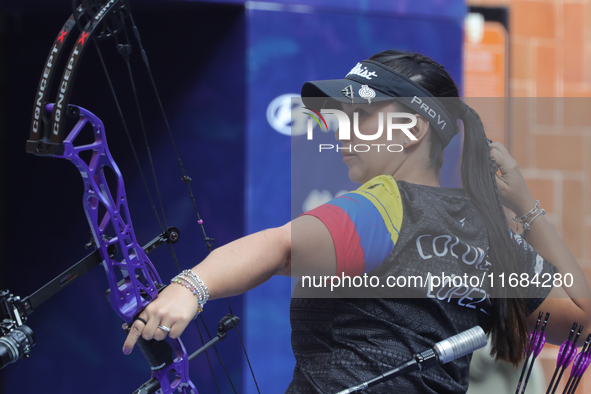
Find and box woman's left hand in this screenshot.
[122,283,200,355]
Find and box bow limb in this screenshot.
[27,0,128,156]
[28,13,77,143]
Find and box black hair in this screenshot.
[369,50,527,365]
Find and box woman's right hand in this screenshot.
[488,141,536,216]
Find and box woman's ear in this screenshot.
[404,114,431,146]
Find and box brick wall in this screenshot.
[467,0,591,392]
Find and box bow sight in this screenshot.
[0,291,35,369]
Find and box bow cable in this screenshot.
[90,18,227,394]
[129,11,216,253]
[116,13,237,394]
[92,37,225,393]
[123,12,261,393]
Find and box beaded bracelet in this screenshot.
[171,270,209,315]
[182,273,208,305]
[183,273,208,306]
[176,273,203,297]
[182,269,209,303]
[171,277,204,313]
[175,274,204,301]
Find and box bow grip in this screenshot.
[136,336,174,371]
[123,324,175,381]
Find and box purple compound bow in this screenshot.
[24,1,197,392]
[12,0,260,393]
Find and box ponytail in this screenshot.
[460,106,527,365]
[369,50,529,365]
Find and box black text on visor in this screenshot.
[301,60,459,147]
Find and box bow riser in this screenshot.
[54,103,159,316]
[45,102,197,394]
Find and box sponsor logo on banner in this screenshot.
[266,93,308,136]
[267,94,339,137]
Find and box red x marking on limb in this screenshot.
[78,31,89,46]
[57,29,68,44]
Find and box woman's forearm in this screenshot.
[190,223,292,300]
[511,195,591,342]
[514,196,591,302]
[490,141,591,340]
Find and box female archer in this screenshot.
[122,50,591,393]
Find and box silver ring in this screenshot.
[157,325,171,333]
